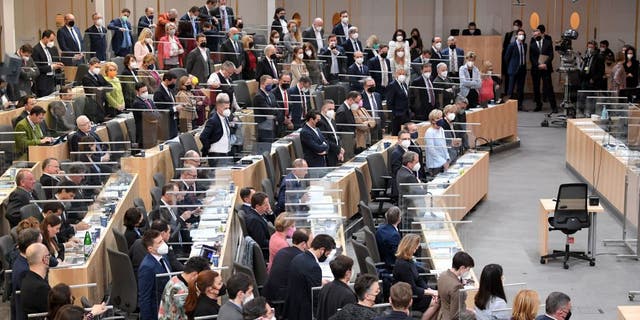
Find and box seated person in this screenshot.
[374,282,414,320]
[14,105,53,158]
[376,206,402,268]
[124,207,144,249]
[13,95,38,126]
[184,270,225,318]
[40,214,64,267]
[395,151,426,209]
[48,86,77,134]
[41,200,87,244]
[316,255,357,320]
[328,274,379,319]
[76,135,113,185]
[389,130,412,199]
[68,115,109,162]
[149,183,195,257]
[21,243,51,317]
[237,186,256,214]
[53,180,84,224]
[157,256,211,320]
[40,157,62,199]
[11,228,41,320]
[63,164,95,208]
[245,192,272,260]
[275,158,309,216]
[5,169,40,228]
[176,165,203,223]
[262,230,309,304]
[462,22,481,36]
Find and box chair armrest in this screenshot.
[381,175,392,180]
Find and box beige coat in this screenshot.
[353,107,376,148]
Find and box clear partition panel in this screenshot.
[576,90,617,117]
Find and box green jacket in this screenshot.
[14,117,43,155]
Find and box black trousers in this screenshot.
[531,68,557,109]
[508,66,527,108]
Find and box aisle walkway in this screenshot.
[460,112,640,319]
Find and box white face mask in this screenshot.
[305,50,313,57]
[96,19,103,26]
[628,54,634,60]
[130,62,138,69]
[423,72,431,78]
[351,33,359,39]
[447,113,456,121]
[400,140,411,149]
[412,162,421,172]
[487,70,493,75]
[396,51,405,58]
[92,67,101,75]
[315,26,323,32]
[222,108,232,117]
[22,56,29,62]
[273,38,280,44]
[396,35,403,42]
[350,103,359,111]
[325,110,335,119]
[517,34,524,41]
[46,41,55,48]
[169,29,176,36]
[355,57,364,64]
[466,61,474,68]
[157,242,169,255]
[435,42,442,50]
[397,75,406,82]
[329,41,337,47]
[513,25,520,31]
[440,71,448,78]
[242,292,254,304]
[297,53,304,60]
[141,93,152,100]
[341,17,349,24]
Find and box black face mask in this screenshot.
[565,311,571,320]
[449,44,456,49]
[436,118,447,127]
[410,132,418,139]
[281,83,290,90]
[270,54,277,60]
[168,83,176,89]
[169,17,176,22]
[535,36,542,41]
[68,20,75,27]
[185,85,193,91]
[366,86,376,93]
[318,252,328,262]
[218,284,227,296]
[199,42,207,48]
[237,23,244,29]
[380,52,388,59]
[148,15,154,20]
[249,42,254,48]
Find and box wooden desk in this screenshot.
[442,152,490,220]
[0,107,24,127]
[618,306,640,320]
[538,198,605,260]
[121,146,173,208]
[48,174,139,302]
[465,100,519,146]
[28,142,69,162]
[456,35,502,76]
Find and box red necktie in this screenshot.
[283,90,289,117]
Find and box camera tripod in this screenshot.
[541,69,576,127]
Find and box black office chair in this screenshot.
[0,234,14,302]
[233,262,261,296]
[251,242,268,289]
[106,248,138,315]
[358,201,375,232]
[124,116,137,148]
[366,153,394,215]
[153,172,165,188]
[32,182,46,202]
[275,146,291,184]
[286,135,304,161]
[150,187,162,211]
[167,142,185,172]
[351,239,371,276]
[262,151,277,194]
[179,132,199,153]
[540,183,594,269]
[112,228,129,254]
[20,204,42,221]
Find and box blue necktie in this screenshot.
[121,20,131,48]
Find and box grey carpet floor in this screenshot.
[460,111,640,319]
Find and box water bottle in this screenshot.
[601,106,609,120]
[83,231,93,260]
[229,181,235,193]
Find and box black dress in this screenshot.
[624,60,640,88]
[189,294,220,319]
[392,258,432,312]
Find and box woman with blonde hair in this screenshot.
[392,234,439,319]
[242,35,258,80]
[283,20,302,61]
[176,75,198,132]
[134,27,154,65]
[610,50,627,92]
[138,54,161,93]
[102,61,125,116]
[425,108,450,176]
[157,22,184,69]
[390,46,411,85]
[268,212,295,271]
[511,289,540,320]
[365,34,381,60]
[290,46,310,86]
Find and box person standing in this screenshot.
[21,243,51,317]
[85,13,108,62]
[138,230,173,320]
[132,82,161,148]
[386,68,410,135]
[505,29,528,110]
[154,72,182,139]
[138,7,157,35]
[200,93,233,167]
[502,20,523,91]
[107,8,134,57]
[529,25,557,112]
[32,30,64,97]
[300,110,330,167]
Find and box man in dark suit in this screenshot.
[361,78,383,142]
[335,91,360,154]
[40,158,61,199]
[180,6,201,39]
[263,230,309,303]
[441,36,465,80]
[32,30,64,97]
[331,10,351,45]
[284,234,336,320]
[375,282,414,320]
[237,187,255,214]
[57,14,84,66]
[84,13,108,62]
[68,115,109,162]
[536,292,572,320]
[81,58,113,123]
[347,51,368,92]
[343,26,363,67]
[138,229,173,320]
[403,122,427,181]
[107,8,134,57]
[319,35,346,84]
[412,49,433,81]
[429,37,445,71]
[376,207,402,268]
[275,159,309,215]
[502,20,522,91]
[505,29,528,110]
[7,45,40,101]
[580,40,607,93]
[433,63,457,106]
[389,130,411,199]
[300,110,330,167]
[211,0,235,32]
[302,18,325,51]
[317,99,344,166]
[21,243,51,317]
[138,7,156,35]
[530,25,557,112]
[287,76,312,129]
[386,69,411,135]
[255,45,279,81]
[129,220,184,279]
[5,170,39,227]
[200,93,232,166]
[154,72,182,139]
[220,28,244,78]
[461,22,482,36]
[245,192,272,259]
[395,151,422,203]
[410,63,437,121]
[316,255,357,320]
[185,34,212,86]
[149,183,195,255]
[368,45,392,98]
[131,83,161,149]
[253,75,279,143]
[271,73,291,137]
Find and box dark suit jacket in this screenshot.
[386,80,410,116]
[331,23,352,44]
[199,113,227,156]
[395,166,419,200]
[581,52,606,88]
[255,57,279,81]
[393,258,430,311]
[316,279,357,320]
[253,89,278,142]
[138,253,170,320]
[137,15,154,35]
[220,39,244,68]
[529,34,554,72]
[343,39,364,66]
[107,18,133,57]
[302,27,324,50]
[124,227,141,249]
[185,47,212,85]
[319,45,347,78]
[263,246,303,302]
[433,75,456,106]
[275,172,307,215]
[347,63,368,92]
[389,144,405,198]
[335,103,356,133]
[368,55,392,91]
[81,73,112,123]
[211,6,235,31]
[7,55,39,101]
[441,47,465,71]
[462,29,482,36]
[40,173,60,199]
[179,14,201,38]
[129,239,183,279]
[361,91,383,126]
[429,47,444,70]
[245,208,270,255]
[287,85,311,129]
[373,311,413,320]
[5,187,37,227]
[410,75,437,120]
[20,271,50,317]
[317,114,341,167]
[57,26,84,65]
[535,315,554,320]
[270,86,287,137]
[285,250,322,320]
[154,84,179,139]
[68,130,106,160]
[31,42,61,97]
[376,223,401,267]
[300,123,329,167]
[505,41,528,75]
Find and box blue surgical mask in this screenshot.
[233,34,240,41]
[265,84,273,91]
[410,132,418,139]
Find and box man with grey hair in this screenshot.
[302,17,325,50]
[317,99,344,166]
[434,62,456,106]
[276,158,310,215]
[442,36,465,80]
[21,243,51,316]
[362,77,382,142]
[395,150,422,200]
[255,45,279,80]
[537,292,572,320]
[453,95,469,150]
[200,93,233,166]
[220,27,244,79]
[207,60,240,110]
[344,26,363,66]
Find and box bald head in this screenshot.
[313,18,324,28]
[168,8,178,18]
[26,243,48,266]
[184,150,201,167]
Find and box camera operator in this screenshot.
[530,24,557,113]
[580,40,606,91]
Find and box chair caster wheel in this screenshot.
[563,263,569,269]
[540,258,546,264]
[541,120,549,127]
[589,261,595,266]
[629,294,635,301]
